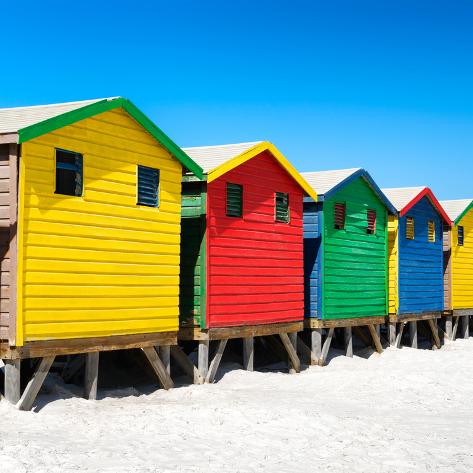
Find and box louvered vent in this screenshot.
[406,217,415,240]
[137,165,159,207]
[367,209,376,234]
[458,226,464,246]
[428,220,435,242]
[226,183,243,217]
[275,192,290,223]
[334,203,346,230]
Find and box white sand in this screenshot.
[1,340,473,473]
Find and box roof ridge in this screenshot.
[0,97,117,112]
[183,141,262,150]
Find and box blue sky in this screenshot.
[1,1,472,199]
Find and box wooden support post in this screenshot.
[368,324,383,354]
[409,321,418,348]
[461,315,470,339]
[159,345,171,375]
[320,327,334,365]
[279,332,300,373]
[84,352,99,400]
[243,337,254,371]
[4,359,21,404]
[445,316,453,340]
[427,319,441,349]
[452,316,460,341]
[170,345,202,384]
[287,332,298,374]
[17,356,55,411]
[311,328,322,360]
[141,347,174,390]
[388,323,397,346]
[198,340,209,384]
[344,327,353,357]
[396,322,405,348]
[297,335,319,365]
[206,339,227,383]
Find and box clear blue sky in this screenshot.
[1,1,472,199]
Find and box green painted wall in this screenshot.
[323,178,388,319]
[179,181,206,328]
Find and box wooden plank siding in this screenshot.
[321,178,388,319]
[451,207,473,309]
[206,151,305,328]
[0,144,11,341]
[443,224,452,311]
[17,108,183,344]
[397,197,444,314]
[387,214,399,314]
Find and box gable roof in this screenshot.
[184,141,317,201]
[440,199,473,225]
[301,168,396,214]
[0,97,203,178]
[382,186,451,225]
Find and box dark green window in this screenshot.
[226,183,243,217]
[458,226,464,246]
[275,192,290,223]
[137,165,160,207]
[55,149,83,196]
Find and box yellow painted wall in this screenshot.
[451,208,473,309]
[17,108,182,344]
[387,214,398,314]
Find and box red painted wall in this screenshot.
[206,151,304,328]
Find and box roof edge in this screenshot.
[206,141,318,201]
[453,199,473,225]
[17,98,203,178]
[400,187,451,226]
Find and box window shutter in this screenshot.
[406,217,414,240]
[226,183,243,217]
[275,192,290,223]
[334,203,346,229]
[137,165,159,207]
[428,220,435,242]
[458,226,464,246]
[367,209,376,234]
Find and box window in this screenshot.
[367,210,376,234]
[226,183,243,217]
[137,165,160,207]
[406,217,414,240]
[428,220,435,242]
[458,226,464,246]
[55,149,83,196]
[275,192,290,223]
[334,203,346,229]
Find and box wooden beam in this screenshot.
[17,356,55,411]
[159,345,171,375]
[452,316,460,341]
[205,339,227,383]
[320,327,334,365]
[427,319,441,349]
[287,332,298,374]
[243,337,254,371]
[197,340,209,384]
[388,322,397,346]
[445,315,453,340]
[297,335,319,365]
[4,358,20,404]
[141,347,174,390]
[344,327,353,357]
[306,316,386,329]
[311,328,322,359]
[461,315,470,339]
[368,324,383,353]
[409,321,418,348]
[396,322,405,348]
[170,345,202,384]
[0,134,19,144]
[84,352,99,400]
[279,332,300,373]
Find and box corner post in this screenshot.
[4,358,21,404]
[243,337,254,371]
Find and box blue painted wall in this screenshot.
[303,200,323,318]
[398,196,444,314]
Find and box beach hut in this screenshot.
[177,141,317,382]
[0,97,203,409]
[301,168,396,362]
[382,187,451,348]
[440,199,473,339]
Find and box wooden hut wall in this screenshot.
[387,214,399,314]
[397,196,444,314]
[443,224,452,311]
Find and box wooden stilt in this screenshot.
[396,322,405,348]
[320,327,334,365]
[409,321,418,348]
[170,345,202,384]
[311,328,322,360]
[243,337,254,371]
[368,324,383,353]
[159,345,171,375]
[452,316,460,340]
[287,332,298,374]
[141,347,174,390]
[344,327,353,357]
[427,319,441,349]
[388,323,397,346]
[279,332,300,373]
[4,359,21,404]
[462,315,470,339]
[197,340,209,384]
[445,315,453,340]
[206,339,227,383]
[17,356,55,411]
[84,352,99,400]
[297,335,319,365]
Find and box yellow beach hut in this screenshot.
[0,97,203,408]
